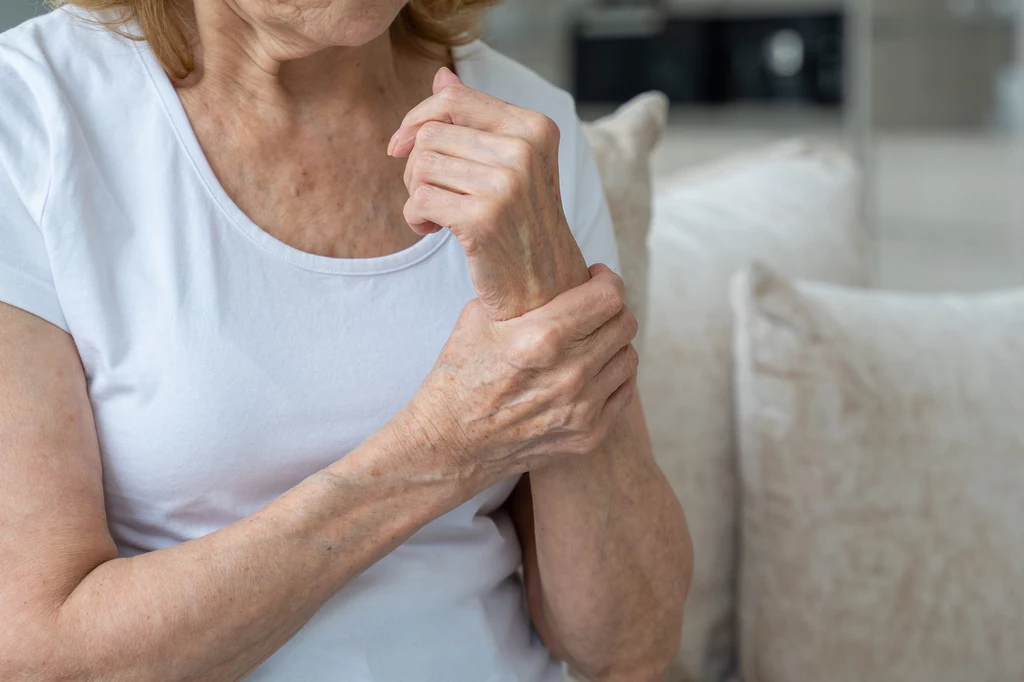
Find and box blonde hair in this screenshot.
[51,0,498,80]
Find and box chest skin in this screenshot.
[173,53,446,261]
[189,121,424,259]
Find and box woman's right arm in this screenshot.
[0,262,636,682]
[0,301,463,682]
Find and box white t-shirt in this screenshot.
[0,10,619,682]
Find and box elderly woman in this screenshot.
[0,0,691,680]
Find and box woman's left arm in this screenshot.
[391,68,693,680]
[510,400,692,681]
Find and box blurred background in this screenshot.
[481,0,1024,293]
[5,0,1021,294]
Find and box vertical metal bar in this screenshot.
[846,0,876,281]
[1016,0,1024,284]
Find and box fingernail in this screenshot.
[387,130,399,156]
[435,65,459,85]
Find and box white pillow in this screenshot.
[640,141,869,681]
[583,91,668,332]
[731,264,1024,682]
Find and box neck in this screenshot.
[178,0,438,129]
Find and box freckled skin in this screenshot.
[0,1,691,681]
[177,0,442,259]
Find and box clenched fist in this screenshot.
[389,67,590,321]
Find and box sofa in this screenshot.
[583,94,1024,682]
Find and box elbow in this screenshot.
[610,501,695,681]
[584,534,694,682]
[588,617,686,682]
[669,482,696,620]
[677,509,695,613]
[0,639,83,682]
[1,645,136,682]
[0,614,127,682]
[668,495,696,660]
[585,639,680,682]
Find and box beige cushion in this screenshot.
[583,91,668,331]
[731,264,1024,682]
[641,141,869,682]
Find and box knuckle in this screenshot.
[599,280,625,313]
[416,150,444,174]
[625,309,640,340]
[528,113,560,146]
[534,323,563,362]
[492,168,523,196]
[439,83,466,102]
[506,137,534,167]
[413,183,436,205]
[510,323,562,366]
[558,368,585,399]
[618,376,634,403]
[403,157,415,188]
[610,272,627,301]
[626,344,640,373]
[469,200,501,228]
[402,195,421,224]
[416,121,445,145]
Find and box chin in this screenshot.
[293,1,408,47]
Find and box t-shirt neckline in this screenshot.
[134,39,484,276]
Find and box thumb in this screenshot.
[433,66,463,95]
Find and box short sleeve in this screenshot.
[0,38,68,333]
[565,116,622,275]
[0,163,68,332]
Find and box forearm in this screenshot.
[34,422,459,682]
[486,229,691,676]
[524,402,692,680]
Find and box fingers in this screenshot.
[526,265,626,340]
[433,65,462,93]
[578,308,639,377]
[405,151,523,199]
[403,183,488,237]
[590,342,639,405]
[389,84,517,158]
[388,69,559,159]
[403,123,533,190]
[599,375,638,425]
[403,183,460,235]
[565,344,636,446]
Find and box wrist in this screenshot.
[542,228,591,305]
[557,231,591,291]
[324,400,476,525]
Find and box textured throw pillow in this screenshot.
[732,264,1024,682]
[640,141,869,682]
[583,91,668,331]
